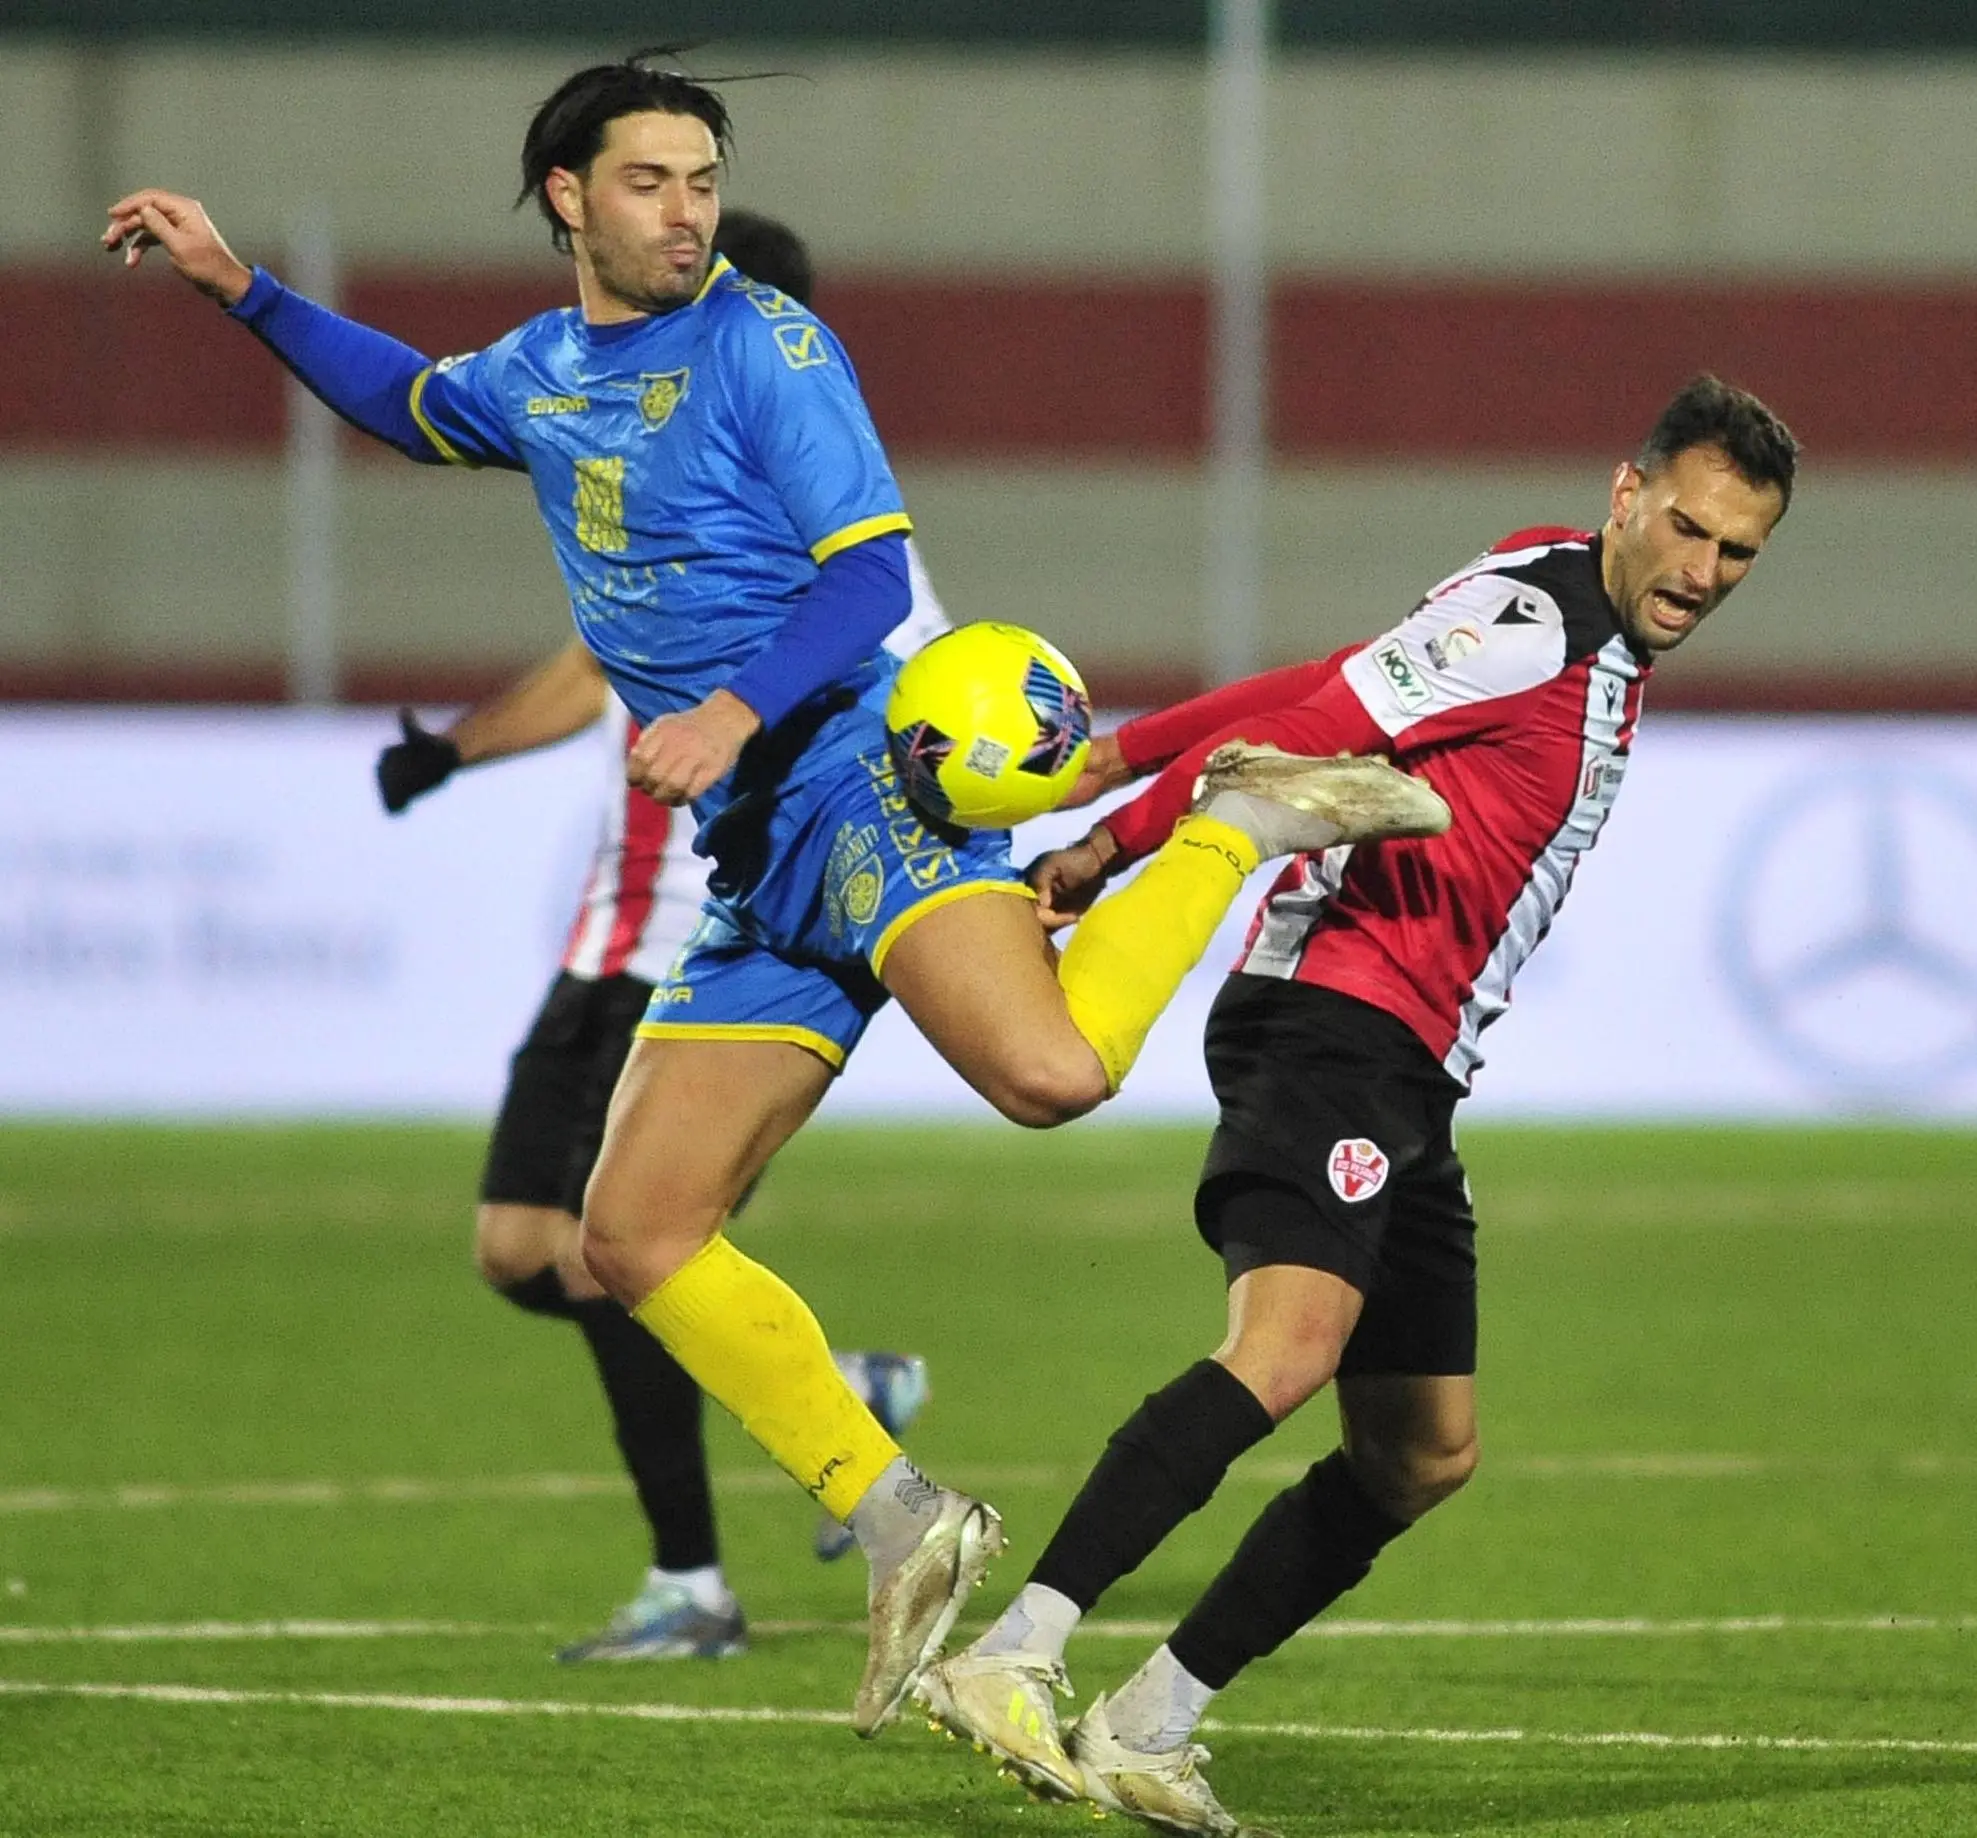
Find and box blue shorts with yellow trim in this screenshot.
[636,732,1030,1068]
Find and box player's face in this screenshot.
[1602,444,1785,654]
[560,110,720,315]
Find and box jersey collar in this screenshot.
[576,255,734,346]
[694,253,734,304]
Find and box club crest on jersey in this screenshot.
[1426,623,1485,671]
[824,820,884,935]
[638,369,690,431]
[1327,1138,1389,1204]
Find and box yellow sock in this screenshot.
[1057,813,1261,1091]
[632,1235,900,1522]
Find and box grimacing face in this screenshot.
[1600,443,1786,654]
[549,109,720,317]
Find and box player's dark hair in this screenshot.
[1638,374,1800,516]
[712,209,814,306]
[518,47,735,254]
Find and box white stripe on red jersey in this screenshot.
[560,700,706,984]
[1234,528,1647,1086]
[560,538,953,985]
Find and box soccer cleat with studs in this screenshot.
[1065,1692,1278,1838]
[553,1576,746,1663]
[915,1644,1084,1801]
[1192,741,1451,853]
[852,1491,1005,1738]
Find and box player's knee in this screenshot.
[475,1237,541,1292]
[577,1209,663,1304]
[1411,1432,1480,1511]
[575,1195,647,1300]
[1216,1287,1353,1422]
[1231,1347,1340,1423]
[579,1178,720,1305]
[1350,1429,1479,1523]
[473,1203,565,1291]
[983,1045,1110,1129]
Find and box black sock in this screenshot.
[566,1297,719,1574]
[498,1267,581,1320]
[498,1273,718,1573]
[1030,1360,1274,1612]
[1167,1448,1409,1689]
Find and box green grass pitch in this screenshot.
[2,1122,1974,1836]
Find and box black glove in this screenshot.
[375,708,462,815]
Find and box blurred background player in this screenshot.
[923,377,1800,1834]
[375,210,940,1657]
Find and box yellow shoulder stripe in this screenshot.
[810,512,914,567]
[408,368,481,470]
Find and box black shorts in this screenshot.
[479,970,654,1215]
[1196,974,1478,1378]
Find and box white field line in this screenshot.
[1070,1615,1977,1641]
[5,1614,1974,1646]
[0,1620,552,1644]
[1,1678,1972,1760]
[5,1453,1974,1516]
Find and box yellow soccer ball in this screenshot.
[885,623,1093,828]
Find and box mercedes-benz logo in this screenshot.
[1719,758,1977,1091]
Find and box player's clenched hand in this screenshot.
[375,709,462,815]
[102,189,253,307]
[627,690,762,806]
[1027,826,1120,932]
[1055,733,1132,811]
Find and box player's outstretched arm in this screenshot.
[1053,732,1133,811]
[1100,669,1391,864]
[1032,668,1368,921]
[104,188,509,467]
[102,188,253,304]
[375,640,610,814]
[445,641,610,768]
[1113,647,1358,775]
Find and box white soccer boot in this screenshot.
[852,1491,1005,1738]
[1067,1691,1276,1838]
[916,1642,1083,1801]
[1193,741,1451,856]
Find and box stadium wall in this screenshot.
[10,1,1977,49]
[5,45,1977,702]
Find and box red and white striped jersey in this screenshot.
[560,699,708,984]
[560,537,953,985]
[1109,528,1648,1087]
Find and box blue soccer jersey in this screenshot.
[224,249,1029,1066]
[403,257,912,819]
